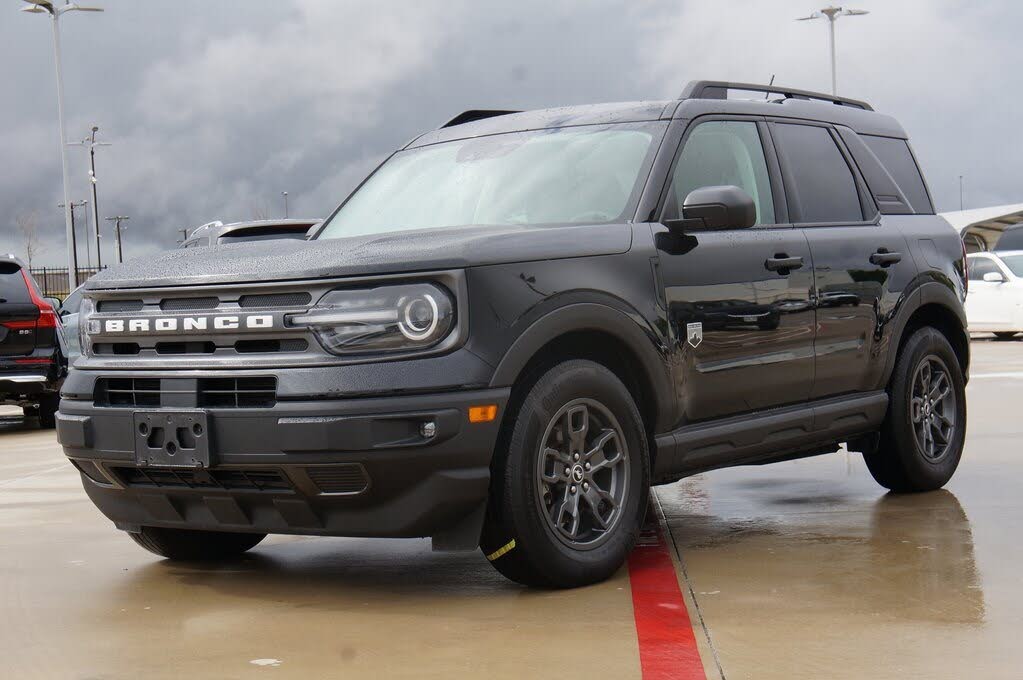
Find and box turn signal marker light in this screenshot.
[468,404,498,423]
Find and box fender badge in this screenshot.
[686,322,703,348]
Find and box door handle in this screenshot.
[765,255,804,273]
[869,250,902,267]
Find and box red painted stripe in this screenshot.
[628,518,706,680]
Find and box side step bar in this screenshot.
[654,391,888,479]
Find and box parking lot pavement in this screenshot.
[2,339,1023,679]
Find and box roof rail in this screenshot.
[441,109,520,128]
[679,80,873,111]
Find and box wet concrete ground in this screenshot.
[2,339,1021,678]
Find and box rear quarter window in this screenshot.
[0,262,30,304]
[862,135,933,214]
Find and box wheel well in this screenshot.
[501,330,659,466]
[896,303,969,377]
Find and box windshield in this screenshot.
[998,254,1023,277]
[317,122,664,239]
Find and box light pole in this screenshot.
[21,0,105,291]
[282,191,289,219]
[106,216,129,263]
[57,199,86,278]
[796,6,869,96]
[70,126,111,269]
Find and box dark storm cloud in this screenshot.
[1,0,1020,266]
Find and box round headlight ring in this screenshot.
[398,293,440,341]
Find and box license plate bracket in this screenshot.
[133,410,211,468]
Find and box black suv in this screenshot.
[1,255,65,427]
[57,82,969,588]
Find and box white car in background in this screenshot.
[966,251,1023,339]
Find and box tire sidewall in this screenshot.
[497,360,649,586]
[887,328,966,487]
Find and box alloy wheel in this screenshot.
[910,354,957,461]
[535,398,630,549]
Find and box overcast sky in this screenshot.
[2,0,1020,266]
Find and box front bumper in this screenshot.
[57,386,509,546]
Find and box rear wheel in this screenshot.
[864,327,966,492]
[128,526,266,561]
[480,360,649,588]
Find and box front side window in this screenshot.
[317,123,664,240]
[967,256,1000,281]
[773,123,864,223]
[667,120,776,225]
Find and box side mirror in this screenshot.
[983,271,1006,283]
[44,296,62,311]
[667,185,757,233]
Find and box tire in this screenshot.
[36,394,59,430]
[128,526,266,561]
[993,332,1018,341]
[864,327,966,492]
[480,360,649,588]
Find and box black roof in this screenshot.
[411,80,905,149]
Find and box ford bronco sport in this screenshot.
[57,82,969,588]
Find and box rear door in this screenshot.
[0,261,38,357]
[769,121,915,398]
[655,117,816,423]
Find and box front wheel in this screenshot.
[480,360,649,588]
[864,327,966,492]
[128,526,266,561]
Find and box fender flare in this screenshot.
[489,303,675,432]
[881,281,969,386]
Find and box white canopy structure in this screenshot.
[940,204,1023,252]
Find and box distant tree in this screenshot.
[15,213,44,268]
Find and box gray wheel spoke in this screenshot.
[540,447,571,484]
[583,485,615,530]
[911,397,924,423]
[555,487,581,537]
[564,404,589,455]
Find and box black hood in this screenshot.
[85,223,633,290]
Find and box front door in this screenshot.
[655,118,815,424]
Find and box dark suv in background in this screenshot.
[1,255,64,427]
[58,82,968,588]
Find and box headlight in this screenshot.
[79,296,96,357]
[288,283,455,356]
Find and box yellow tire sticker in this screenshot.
[485,539,516,561]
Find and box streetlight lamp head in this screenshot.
[20,5,48,13]
[91,125,98,132]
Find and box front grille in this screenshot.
[113,466,292,492]
[306,465,370,494]
[96,378,161,407]
[155,341,216,355]
[93,342,141,356]
[234,338,308,353]
[95,376,277,408]
[160,296,219,311]
[239,292,312,308]
[97,299,144,313]
[199,377,277,408]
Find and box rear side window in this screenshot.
[994,227,1023,252]
[862,135,933,214]
[0,262,30,304]
[773,123,864,223]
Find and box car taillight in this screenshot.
[20,269,60,329]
